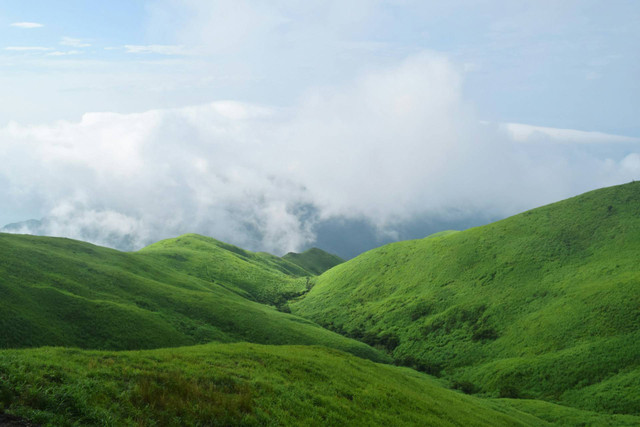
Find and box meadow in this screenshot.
[2,343,639,426]
[2,182,640,425]
[0,232,384,361]
[292,181,640,415]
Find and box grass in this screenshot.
[282,247,345,275]
[3,182,640,424]
[292,181,640,415]
[138,234,315,304]
[2,343,639,426]
[0,232,386,362]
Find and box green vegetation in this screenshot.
[139,234,313,304]
[3,182,640,425]
[0,232,386,362]
[282,247,345,275]
[3,343,639,426]
[292,181,640,415]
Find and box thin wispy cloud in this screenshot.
[5,46,52,51]
[47,50,82,57]
[60,37,91,48]
[10,22,43,29]
[503,123,640,144]
[123,44,188,55]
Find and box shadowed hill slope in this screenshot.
[282,247,345,275]
[292,181,640,415]
[0,233,386,362]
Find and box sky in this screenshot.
[0,0,639,258]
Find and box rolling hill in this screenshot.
[292,181,640,415]
[0,232,385,362]
[2,182,640,425]
[137,234,314,304]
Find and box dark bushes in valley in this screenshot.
[471,326,498,341]
[498,384,521,399]
[451,380,479,395]
[346,327,400,352]
[421,304,499,342]
[410,301,434,321]
[394,355,443,377]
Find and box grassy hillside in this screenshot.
[0,233,386,362]
[138,234,312,305]
[282,248,345,275]
[2,343,639,426]
[292,181,640,415]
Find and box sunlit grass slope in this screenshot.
[0,233,386,362]
[282,247,345,275]
[292,181,640,415]
[3,343,639,426]
[138,234,314,304]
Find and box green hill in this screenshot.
[282,247,345,275]
[138,234,312,304]
[0,232,386,362]
[2,343,639,426]
[3,182,640,425]
[292,181,640,415]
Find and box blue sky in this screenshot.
[1,1,639,256]
[2,1,638,134]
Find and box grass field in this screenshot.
[0,232,386,362]
[2,343,639,426]
[2,182,640,425]
[292,181,640,415]
[138,234,314,304]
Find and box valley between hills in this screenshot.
[1,182,640,426]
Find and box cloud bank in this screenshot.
[1,52,638,255]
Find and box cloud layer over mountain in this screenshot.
[2,53,639,255]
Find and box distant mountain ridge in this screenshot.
[0,217,140,251]
[282,247,345,275]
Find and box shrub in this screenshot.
[451,380,479,395]
[395,356,443,377]
[498,384,520,399]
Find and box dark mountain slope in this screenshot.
[282,247,345,275]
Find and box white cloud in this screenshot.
[124,45,189,55]
[502,123,640,144]
[47,50,82,57]
[10,22,43,29]
[1,52,638,254]
[146,0,288,55]
[5,46,52,51]
[621,153,640,174]
[60,37,91,48]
